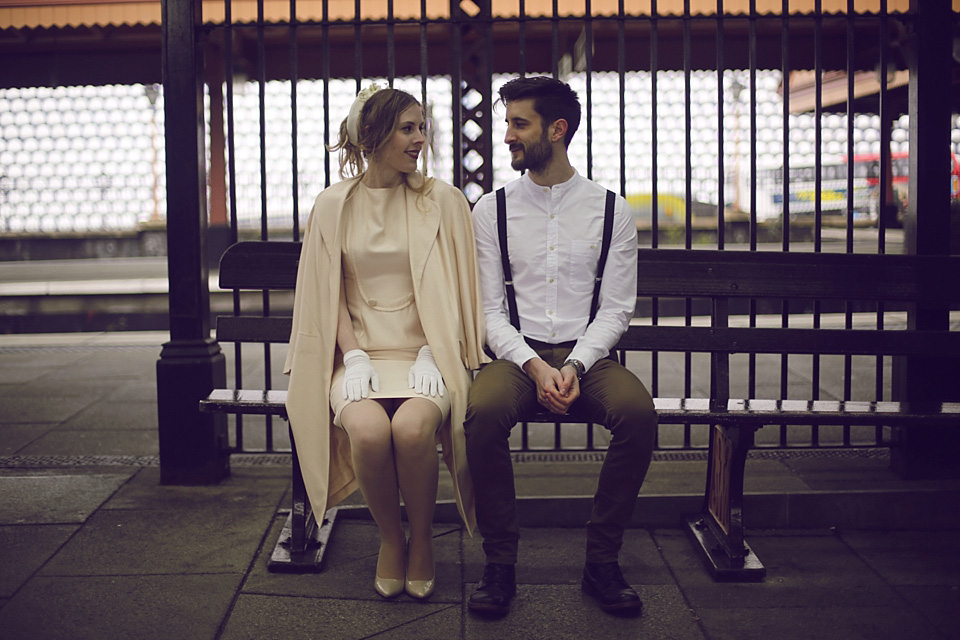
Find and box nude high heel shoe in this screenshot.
[374,542,405,598]
[375,575,405,599]
[404,540,435,599]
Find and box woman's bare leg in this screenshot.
[391,398,442,580]
[339,399,405,579]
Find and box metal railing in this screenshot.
[199,1,955,455]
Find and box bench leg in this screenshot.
[268,430,336,573]
[683,421,765,582]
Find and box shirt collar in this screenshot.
[520,168,582,198]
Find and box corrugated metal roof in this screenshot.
[0,0,924,31]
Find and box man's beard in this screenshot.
[510,131,553,173]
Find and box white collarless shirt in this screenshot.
[472,171,638,372]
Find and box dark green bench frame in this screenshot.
[201,241,960,580]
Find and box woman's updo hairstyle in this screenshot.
[331,87,421,179]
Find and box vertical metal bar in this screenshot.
[322,0,331,189]
[354,0,363,92]
[878,5,889,255]
[650,1,660,443]
[780,0,790,252]
[617,0,626,197]
[875,2,889,440]
[748,0,757,252]
[257,0,267,241]
[519,0,527,76]
[683,0,692,250]
[845,0,855,255]
[748,0,757,400]
[450,0,463,189]
[290,0,300,242]
[551,0,559,78]
[256,0,273,449]
[683,2,692,449]
[420,0,428,118]
[585,2,594,181]
[812,2,823,445]
[651,1,659,250]
[874,0,892,430]
[716,0,725,250]
[814,5,823,251]
[778,0,790,446]
[387,0,395,86]
[224,0,244,451]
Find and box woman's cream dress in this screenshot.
[329,182,451,425]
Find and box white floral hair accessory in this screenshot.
[346,83,384,145]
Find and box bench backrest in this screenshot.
[214,241,960,361]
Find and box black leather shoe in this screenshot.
[468,563,516,614]
[581,562,642,613]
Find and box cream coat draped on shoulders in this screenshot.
[283,174,489,533]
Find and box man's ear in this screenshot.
[550,118,568,144]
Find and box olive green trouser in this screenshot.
[464,341,657,564]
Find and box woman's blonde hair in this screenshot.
[330,87,425,184]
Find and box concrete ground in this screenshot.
[1,330,959,640]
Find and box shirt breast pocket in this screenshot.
[568,239,600,294]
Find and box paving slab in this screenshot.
[60,400,158,431]
[103,466,287,511]
[840,531,960,586]
[464,583,702,640]
[0,423,59,454]
[693,603,948,640]
[221,593,456,640]
[0,524,77,597]
[15,428,159,456]
[40,501,281,576]
[0,574,242,640]
[0,395,96,424]
[893,585,960,639]
[0,471,131,524]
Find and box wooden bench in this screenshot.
[201,241,960,580]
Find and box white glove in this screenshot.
[341,349,380,401]
[408,345,445,397]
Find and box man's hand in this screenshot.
[523,358,579,414]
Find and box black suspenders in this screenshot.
[496,187,617,331]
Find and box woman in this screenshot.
[283,85,488,600]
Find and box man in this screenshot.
[464,75,658,616]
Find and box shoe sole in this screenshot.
[581,581,642,613]
[468,599,512,615]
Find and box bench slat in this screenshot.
[216,316,293,343]
[201,388,960,428]
[636,249,960,302]
[200,389,289,418]
[618,325,960,357]
[218,241,300,289]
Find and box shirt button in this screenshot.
[551,332,557,337]
[550,214,555,219]
[547,310,553,315]
[549,278,554,283]
[549,246,554,251]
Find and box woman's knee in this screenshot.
[391,400,441,451]
[340,402,393,451]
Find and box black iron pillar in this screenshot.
[450,0,494,203]
[892,0,959,479]
[156,0,229,484]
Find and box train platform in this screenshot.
[1,330,958,639]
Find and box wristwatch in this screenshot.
[562,358,586,381]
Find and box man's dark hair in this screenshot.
[497,76,581,147]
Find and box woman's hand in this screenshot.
[342,349,380,401]
[408,345,445,397]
